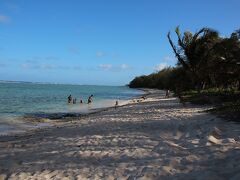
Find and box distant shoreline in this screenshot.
[0,80,129,87]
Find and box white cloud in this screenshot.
[120,64,130,70]
[151,56,176,72]
[98,64,112,70]
[98,64,132,71]
[163,56,172,61]
[96,51,105,57]
[96,51,121,58]
[162,56,176,63]
[154,63,168,71]
[21,63,30,69]
[0,15,10,23]
[21,63,57,70]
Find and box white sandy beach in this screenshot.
[0,89,240,179]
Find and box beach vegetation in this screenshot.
[130,27,240,91]
[129,27,240,120]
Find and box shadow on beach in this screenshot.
[0,94,240,179]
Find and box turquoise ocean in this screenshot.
[0,82,143,135]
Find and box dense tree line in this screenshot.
[129,27,240,93]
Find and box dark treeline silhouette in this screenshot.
[129,27,240,93]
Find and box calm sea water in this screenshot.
[0,82,143,135]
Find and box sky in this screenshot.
[0,0,239,85]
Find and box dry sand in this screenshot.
[0,89,240,180]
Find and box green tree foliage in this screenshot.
[129,27,240,92]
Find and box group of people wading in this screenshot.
[67,94,93,104]
[67,94,119,109]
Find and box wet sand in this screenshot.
[0,89,240,179]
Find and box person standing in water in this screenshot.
[73,98,77,104]
[68,95,72,103]
[87,95,94,104]
[115,100,118,109]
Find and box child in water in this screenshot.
[115,100,118,109]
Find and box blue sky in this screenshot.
[0,0,239,85]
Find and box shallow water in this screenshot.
[0,82,143,135]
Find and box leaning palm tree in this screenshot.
[167,26,220,90]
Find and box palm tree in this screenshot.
[167,26,220,90]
